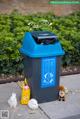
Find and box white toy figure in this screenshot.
[8,93,17,108]
[28,99,38,110]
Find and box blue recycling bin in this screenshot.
[20,31,65,103]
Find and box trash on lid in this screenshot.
[20,31,65,58]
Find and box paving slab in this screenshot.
[60,74,80,90]
[0,74,80,119]
[40,74,80,119]
[0,82,48,119]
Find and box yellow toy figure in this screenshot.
[18,78,30,105]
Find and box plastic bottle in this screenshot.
[20,84,30,105]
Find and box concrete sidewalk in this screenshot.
[0,74,80,119]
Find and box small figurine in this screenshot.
[8,93,17,108]
[28,98,38,110]
[58,86,65,101]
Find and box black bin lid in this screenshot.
[31,31,57,45]
[31,31,57,39]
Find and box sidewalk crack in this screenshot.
[39,106,51,119]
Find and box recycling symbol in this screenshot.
[43,72,54,84]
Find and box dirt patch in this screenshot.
[61,66,80,76]
[0,74,24,84]
[0,66,80,84]
[0,0,80,15]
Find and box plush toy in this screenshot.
[28,99,38,110]
[58,86,65,101]
[8,93,17,108]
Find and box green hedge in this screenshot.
[0,11,80,74]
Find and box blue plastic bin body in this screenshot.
[20,31,65,103]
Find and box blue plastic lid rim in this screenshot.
[20,48,65,58]
[20,32,65,58]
